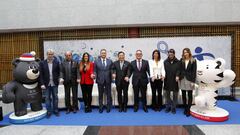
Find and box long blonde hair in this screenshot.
[181,48,195,63]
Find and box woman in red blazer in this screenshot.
[79,52,95,113]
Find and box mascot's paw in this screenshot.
[2,84,15,103]
[195,96,206,107]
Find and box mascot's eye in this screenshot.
[33,66,37,69]
[28,66,34,69]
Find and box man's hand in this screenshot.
[59,78,64,84]
[175,76,179,82]
[41,85,46,89]
[112,74,116,80]
[124,77,129,82]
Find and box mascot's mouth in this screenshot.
[197,71,203,76]
[26,69,39,80]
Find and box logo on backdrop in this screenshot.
[157,41,215,61]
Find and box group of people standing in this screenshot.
[39,47,196,118]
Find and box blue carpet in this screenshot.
[1,100,240,126]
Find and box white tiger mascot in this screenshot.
[195,58,236,110]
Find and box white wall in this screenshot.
[1,0,240,32]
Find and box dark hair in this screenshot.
[81,52,90,62]
[118,51,125,56]
[100,49,107,53]
[152,49,161,60]
[168,49,175,54]
[182,48,192,60]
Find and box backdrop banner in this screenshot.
[43,36,232,96]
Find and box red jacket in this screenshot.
[80,62,94,85]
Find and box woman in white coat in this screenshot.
[149,49,165,112]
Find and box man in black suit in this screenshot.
[130,50,150,113]
[60,51,80,114]
[112,51,131,112]
[39,49,60,118]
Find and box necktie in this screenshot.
[138,60,141,71]
[103,59,106,67]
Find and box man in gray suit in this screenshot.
[60,51,80,114]
[94,49,113,113]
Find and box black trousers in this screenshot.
[133,81,147,107]
[97,81,112,108]
[81,84,93,108]
[181,90,193,109]
[150,79,163,109]
[64,83,78,110]
[116,82,129,108]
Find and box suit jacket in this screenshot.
[94,58,113,84]
[111,60,131,86]
[130,59,150,86]
[60,60,80,85]
[179,58,197,83]
[39,58,60,87]
[80,62,94,85]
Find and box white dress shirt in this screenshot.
[148,59,165,79]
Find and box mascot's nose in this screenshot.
[32,69,39,74]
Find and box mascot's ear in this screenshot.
[35,58,41,63]
[215,58,225,69]
[12,58,20,67]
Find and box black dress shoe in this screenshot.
[99,107,103,113]
[73,108,77,113]
[88,107,92,112]
[171,109,176,114]
[143,106,148,113]
[66,109,71,114]
[123,107,127,112]
[107,107,111,113]
[54,112,60,117]
[165,108,171,113]
[134,106,138,112]
[47,112,51,119]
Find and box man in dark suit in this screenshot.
[112,51,131,112]
[94,49,113,113]
[39,49,60,118]
[60,51,80,114]
[130,50,150,113]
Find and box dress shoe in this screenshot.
[88,107,92,112]
[119,107,123,112]
[99,107,103,113]
[54,112,60,117]
[107,107,111,113]
[171,108,176,114]
[73,108,77,113]
[123,107,127,112]
[47,112,51,119]
[143,106,148,113]
[66,109,71,114]
[165,108,171,113]
[134,106,138,112]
